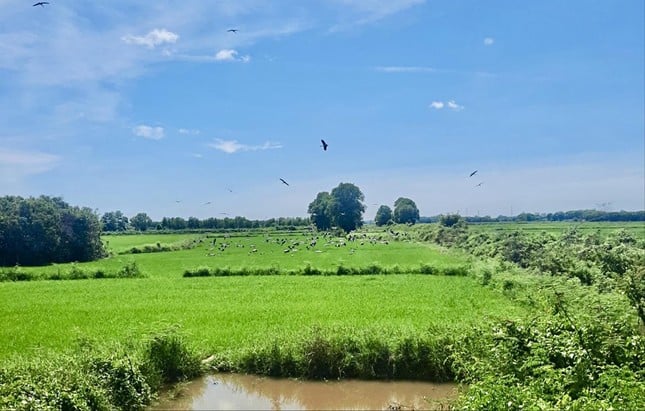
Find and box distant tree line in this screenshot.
[419,210,645,223]
[100,210,311,232]
[0,196,105,266]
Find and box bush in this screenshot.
[140,330,201,390]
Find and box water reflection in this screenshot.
[151,373,458,410]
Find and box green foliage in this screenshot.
[328,182,366,232]
[439,213,463,227]
[374,205,393,226]
[0,350,154,410]
[0,261,145,282]
[183,263,469,277]
[223,326,457,382]
[100,210,129,232]
[140,329,202,391]
[130,212,153,231]
[453,291,645,410]
[0,195,105,266]
[393,197,420,224]
[308,191,333,231]
[626,264,645,325]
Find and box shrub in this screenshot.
[140,330,201,390]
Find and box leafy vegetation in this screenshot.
[0,329,201,410]
[0,196,105,266]
[1,221,643,408]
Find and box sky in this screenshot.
[1,0,643,221]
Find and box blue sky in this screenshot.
[1,0,643,220]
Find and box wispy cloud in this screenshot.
[328,0,426,31]
[214,49,251,63]
[0,147,60,176]
[429,100,464,111]
[179,128,201,135]
[132,125,164,140]
[122,29,179,48]
[208,138,282,154]
[446,100,464,111]
[483,37,495,46]
[374,66,435,73]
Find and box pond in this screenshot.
[151,373,459,410]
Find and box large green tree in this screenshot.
[393,197,420,224]
[0,196,105,266]
[308,191,333,230]
[130,212,152,231]
[374,205,393,226]
[101,211,129,232]
[329,183,365,232]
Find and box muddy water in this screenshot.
[151,374,458,410]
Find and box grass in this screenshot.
[16,231,468,279]
[468,221,645,239]
[0,274,526,359]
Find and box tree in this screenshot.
[393,197,419,224]
[131,213,152,231]
[328,182,365,232]
[439,213,464,227]
[308,192,333,230]
[101,211,129,232]
[0,196,105,266]
[374,205,393,226]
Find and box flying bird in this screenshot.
[227,29,239,33]
[175,200,182,203]
[469,170,478,177]
[33,1,49,6]
[204,201,212,205]
[474,182,484,188]
[320,139,328,151]
[280,178,290,186]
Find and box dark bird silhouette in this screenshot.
[280,178,289,186]
[469,170,478,177]
[204,201,212,205]
[33,2,49,6]
[226,187,233,193]
[320,139,328,151]
[227,29,239,33]
[175,200,182,203]
[474,182,484,188]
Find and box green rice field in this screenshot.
[0,230,525,359]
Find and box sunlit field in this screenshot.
[468,221,645,239]
[18,229,469,279]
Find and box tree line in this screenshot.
[0,196,104,266]
[101,211,311,232]
[419,209,645,223]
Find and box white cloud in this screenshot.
[132,125,164,140]
[0,148,60,179]
[208,138,282,154]
[375,66,435,73]
[447,100,464,111]
[429,100,464,111]
[122,29,179,48]
[179,128,200,135]
[483,37,494,46]
[214,49,250,62]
